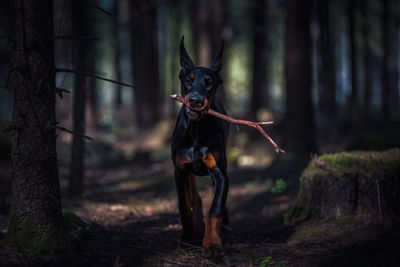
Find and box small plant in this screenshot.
[260,256,272,267]
[260,256,288,267]
[271,179,287,194]
[275,259,289,267]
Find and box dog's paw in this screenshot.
[202,236,224,258]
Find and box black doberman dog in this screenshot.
[171,37,229,255]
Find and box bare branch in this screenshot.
[170,94,285,153]
[54,125,93,140]
[3,122,24,133]
[90,3,112,16]
[3,125,17,133]
[55,35,100,41]
[56,68,135,88]
[55,87,70,98]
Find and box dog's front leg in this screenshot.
[200,149,229,256]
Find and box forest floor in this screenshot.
[1,158,399,266]
[0,122,400,267]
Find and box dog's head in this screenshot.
[179,36,224,120]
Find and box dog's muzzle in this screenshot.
[183,94,209,120]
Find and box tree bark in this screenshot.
[382,0,390,123]
[167,0,182,118]
[0,1,12,123]
[113,0,123,108]
[388,0,399,110]
[129,0,162,129]
[316,0,336,119]
[86,63,98,129]
[84,3,97,129]
[348,0,360,124]
[192,0,227,98]
[362,1,373,125]
[68,0,92,197]
[2,0,71,254]
[249,0,269,121]
[284,0,316,157]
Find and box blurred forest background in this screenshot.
[1,0,400,180]
[0,0,399,266]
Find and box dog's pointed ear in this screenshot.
[210,39,225,72]
[179,36,194,72]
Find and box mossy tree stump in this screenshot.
[286,149,400,224]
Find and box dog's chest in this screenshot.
[175,143,209,175]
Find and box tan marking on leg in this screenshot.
[175,155,190,170]
[202,213,223,252]
[202,152,217,169]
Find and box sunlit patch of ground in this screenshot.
[61,154,292,226]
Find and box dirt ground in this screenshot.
[1,155,399,267]
[0,122,399,267]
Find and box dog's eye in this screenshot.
[204,76,213,89]
[185,74,194,87]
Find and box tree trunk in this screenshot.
[362,0,373,125]
[316,0,336,119]
[69,0,92,197]
[113,0,123,108]
[0,1,12,124]
[382,0,390,123]
[129,0,162,129]
[284,0,316,157]
[249,0,268,121]
[193,0,226,65]
[167,0,182,118]
[348,0,359,124]
[84,4,97,129]
[193,0,227,98]
[2,0,71,255]
[86,64,97,129]
[388,0,399,110]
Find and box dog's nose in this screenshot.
[188,94,205,108]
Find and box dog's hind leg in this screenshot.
[188,174,204,242]
[175,169,204,243]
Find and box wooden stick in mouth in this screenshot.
[170,94,285,154]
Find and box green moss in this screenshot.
[289,217,360,242]
[320,153,364,173]
[0,212,76,256]
[334,216,359,229]
[302,148,400,181]
[284,183,312,225]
